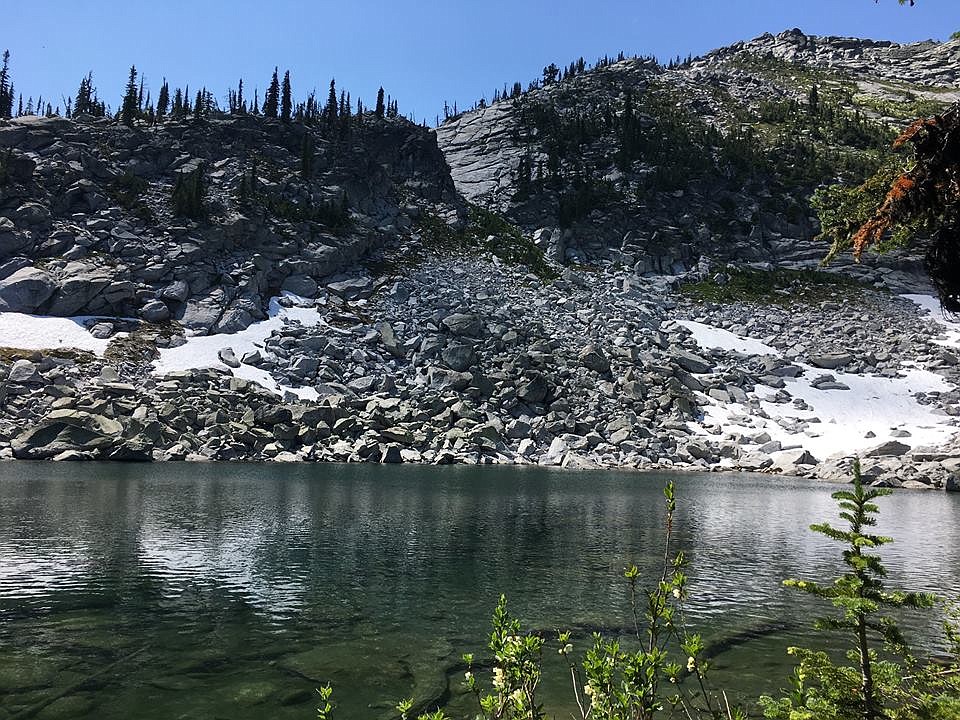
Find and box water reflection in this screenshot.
[0,463,957,718]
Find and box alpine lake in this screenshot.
[0,463,958,719]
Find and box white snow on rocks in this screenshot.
[683,310,957,461]
[152,294,323,401]
[675,320,778,356]
[0,312,121,356]
[903,294,960,349]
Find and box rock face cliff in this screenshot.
[436,30,959,272]
[0,113,461,332]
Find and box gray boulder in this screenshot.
[140,299,171,323]
[577,344,610,373]
[7,359,42,384]
[11,202,50,225]
[46,264,113,315]
[441,342,476,372]
[11,410,124,460]
[0,266,57,312]
[218,347,241,368]
[282,274,318,298]
[517,373,549,404]
[865,440,911,457]
[672,349,713,374]
[442,313,483,337]
[808,353,855,370]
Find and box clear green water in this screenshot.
[0,463,957,719]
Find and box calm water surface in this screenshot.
[0,463,958,719]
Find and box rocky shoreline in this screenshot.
[1,250,957,491]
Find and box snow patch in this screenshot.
[152,294,324,400]
[755,366,954,459]
[683,318,958,461]
[0,312,124,356]
[902,294,960,349]
[676,320,778,356]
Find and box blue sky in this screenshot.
[4,0,959,124]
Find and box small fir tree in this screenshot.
[325,78,337,125]
[280,70,292,121]
[264,67,280,118]
[375,86,385,118]
[156,79,169,121]
[0,50,14,119]
[120,65,139,127]
[760,460,942,720]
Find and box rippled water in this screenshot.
[0,463,957,718]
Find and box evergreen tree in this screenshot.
[375,87,385,118]
[808,84,820,116]
[172,163,205,219]
[264,67,280,118]
[0,50,13,119]
[172,88,183,119]
[325,78,337,125]
[120,65,139,127]
[237,78,245,114]
[194,88,204,120]
[301,134,314,177]
[280,70,291,121]
[73,72,92,117]
[251,88,259,116]
[761,460,942,720]
[156,79,169,121]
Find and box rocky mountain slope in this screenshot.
[437,29,958,272]
[0,112,461,332]
[0,29,958,488]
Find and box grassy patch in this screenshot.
[377,204,557,280]
[0,346,97,364]
[464,206,557,279]
[678,265,869,305]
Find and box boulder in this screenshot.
[218,347,241,368]
[0,266,57,312]
[281,274,318,298]
[441,313,483,337]
[140,299,171,323]
[7,359,42,384]
[517,373,549,404]
[46,265,113,315]
[441,342,476,372]
[865,440,911,457]
[380,445,403,463]
[770,448,819,469]
[11,202,50,225]
[377,322,406,358]
[11,410,124,459]
[577,344,610,374]
[808,353,854,370]
[672,350,712,374]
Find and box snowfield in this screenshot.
[680,307,957,461]
[0,312,123,356]
[152,294,324,401]
[903,293,960,349]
